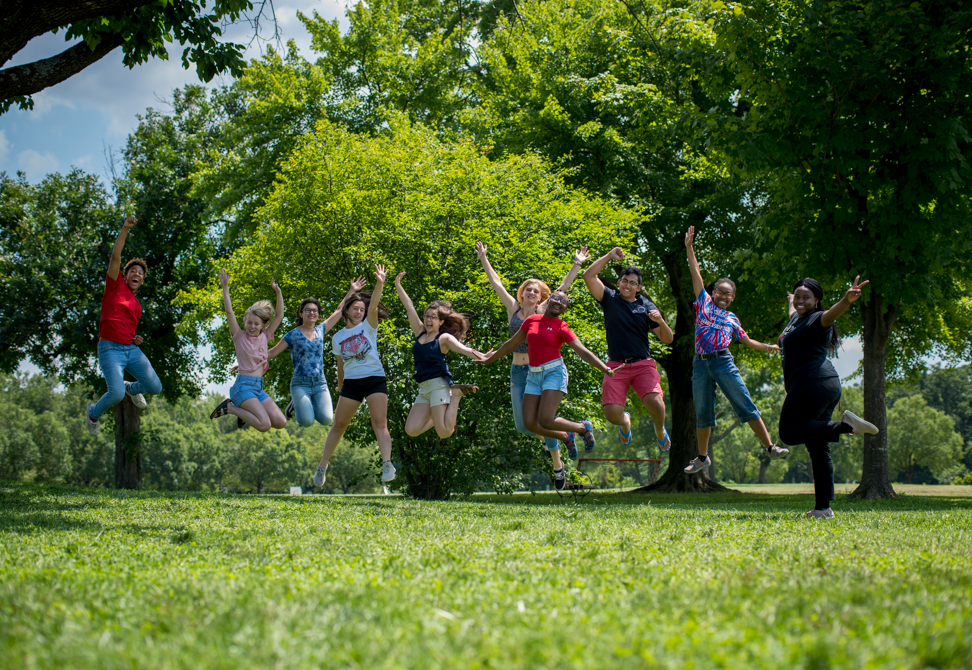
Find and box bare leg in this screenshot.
[405,403,434,437]
[536,390,585,434]
[262,397,287,429]
[603,403,630,433]
[522,393,569,442]
[640,391,668,446]
[228,398,272,432]
[550,449,563,470]
[432,385,475,439]
[747,417,774,448]
[365,393,393,461]
[317,396,361,468]
[697,427,712,456]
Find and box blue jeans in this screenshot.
[692,351,760,429]
[511,364,560,452]
[291,375,333,427]
[90,341,163,419]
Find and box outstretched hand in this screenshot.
[607,247,625,262]
[123,215,137,229]
[476,348,498,363]
[219,268,229,289]
[605,362,625,377]
[766,344,780,354]
[271,278,280,293]
[349,276,366,293]
[845,275,869,303]
[374,264,388,283]
[685,225,695,248]
[471,349,488,361]
[475,241,488,259]
[573,246,590,265]
[394,271,406,288]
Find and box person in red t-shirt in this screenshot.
[86,216,162,435]
[480,289,621,490]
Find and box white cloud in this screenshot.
[17,149,60,178]
[0,129,9,165]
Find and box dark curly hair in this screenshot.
[123,258,147,276]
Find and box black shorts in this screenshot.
[339,375,388,402]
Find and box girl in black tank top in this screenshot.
[394,273,486,440]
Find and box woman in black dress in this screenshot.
[778,276,877,518]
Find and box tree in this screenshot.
[181,120,637,499]
[887,395,965,484]
[711,0,972,498]
[224,428,304,493]
[0,87,221,488]
[0,0,262,113]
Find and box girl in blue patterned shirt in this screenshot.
[683,225,789,474]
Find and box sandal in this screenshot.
[210,398,231,419]
[237,417,248,430]
[618,411,632,446]
[656,427,671,453]
[581,419,596,452]
[564,432,578,460]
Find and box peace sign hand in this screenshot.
[845,275,869,303]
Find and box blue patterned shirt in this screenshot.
[283,325,326,377]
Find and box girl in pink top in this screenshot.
[210,268,287,432]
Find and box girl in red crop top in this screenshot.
[86,216,164,434]
[480,289,622,488]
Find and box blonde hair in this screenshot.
[244,300,275,329]
[516,279,551,305]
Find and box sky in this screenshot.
[4,0,867,393]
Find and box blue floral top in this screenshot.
[283,325,325,377]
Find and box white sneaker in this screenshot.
[313,465,327,487]
[125,381,147,409]
[842,410,878,435]
[85,403,100,436]
[381,460,397,482]
[806,508,835,518]
[684,455,711,474]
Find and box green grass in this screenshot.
[2,484,970,669]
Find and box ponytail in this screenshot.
[793,278,841,358]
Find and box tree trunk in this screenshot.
[758,458,767,484]
[113,394,142,489]
[633,249,728,494]
[851,292,897,499]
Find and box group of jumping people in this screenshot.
[87,217,878,517]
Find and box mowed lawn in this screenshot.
[1,484,970,669]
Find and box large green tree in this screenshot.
[182,120,637,499]
[0,0,261,113]
[711,0,972,498]
[887,394,965,484]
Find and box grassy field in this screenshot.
[1,484,970,669]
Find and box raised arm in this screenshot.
[582,247,625,302]
[648,309,674,345]
[108,216,137,280]
[368,264,387,329]
[394,272,424,336]
[268,338,290,360]
[555,247,589,293]
[684,226,706,298]
[480,330,528,363]
[821,276,869,327]
[439,333,486,361]
[219,268,241,338]
[566,338,617,376]
[475,241,518,316]
[322,276,366,334]
[264,279,285,341]
[740,335,779,353]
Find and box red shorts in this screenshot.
[601,358,663,406]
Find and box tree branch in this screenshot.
[0,33,125,104]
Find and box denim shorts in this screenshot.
[230,375,271,406]
[692,351,760,429]
[525,358,569,396]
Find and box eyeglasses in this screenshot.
[302,308,319,315]
[618,279,640,287]
[548,294,570,305]
[713,289,734,297]
[424,313,440,320]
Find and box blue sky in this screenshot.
[5,0,867,390]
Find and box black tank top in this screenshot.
[412,333,452,383]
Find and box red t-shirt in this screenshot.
[98,272,142,343]
[520,314,577,366]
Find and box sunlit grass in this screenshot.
[1,483,970,669]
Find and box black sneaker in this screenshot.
[285,399,295,419]
[553,467,566,490]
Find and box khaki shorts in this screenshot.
[414,377,451,407]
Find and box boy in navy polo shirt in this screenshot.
[582,247,675,452]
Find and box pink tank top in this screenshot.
[232,329,269,374]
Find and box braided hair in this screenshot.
[793,278,841,358]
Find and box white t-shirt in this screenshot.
[331,320,385,379]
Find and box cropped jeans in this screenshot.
[90,341,162,419]
[291,375,333,427]
[692,350,761,429]
[511,363,560,452]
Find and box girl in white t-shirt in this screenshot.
[313,265,396,487]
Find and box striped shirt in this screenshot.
[693,289,746,355]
